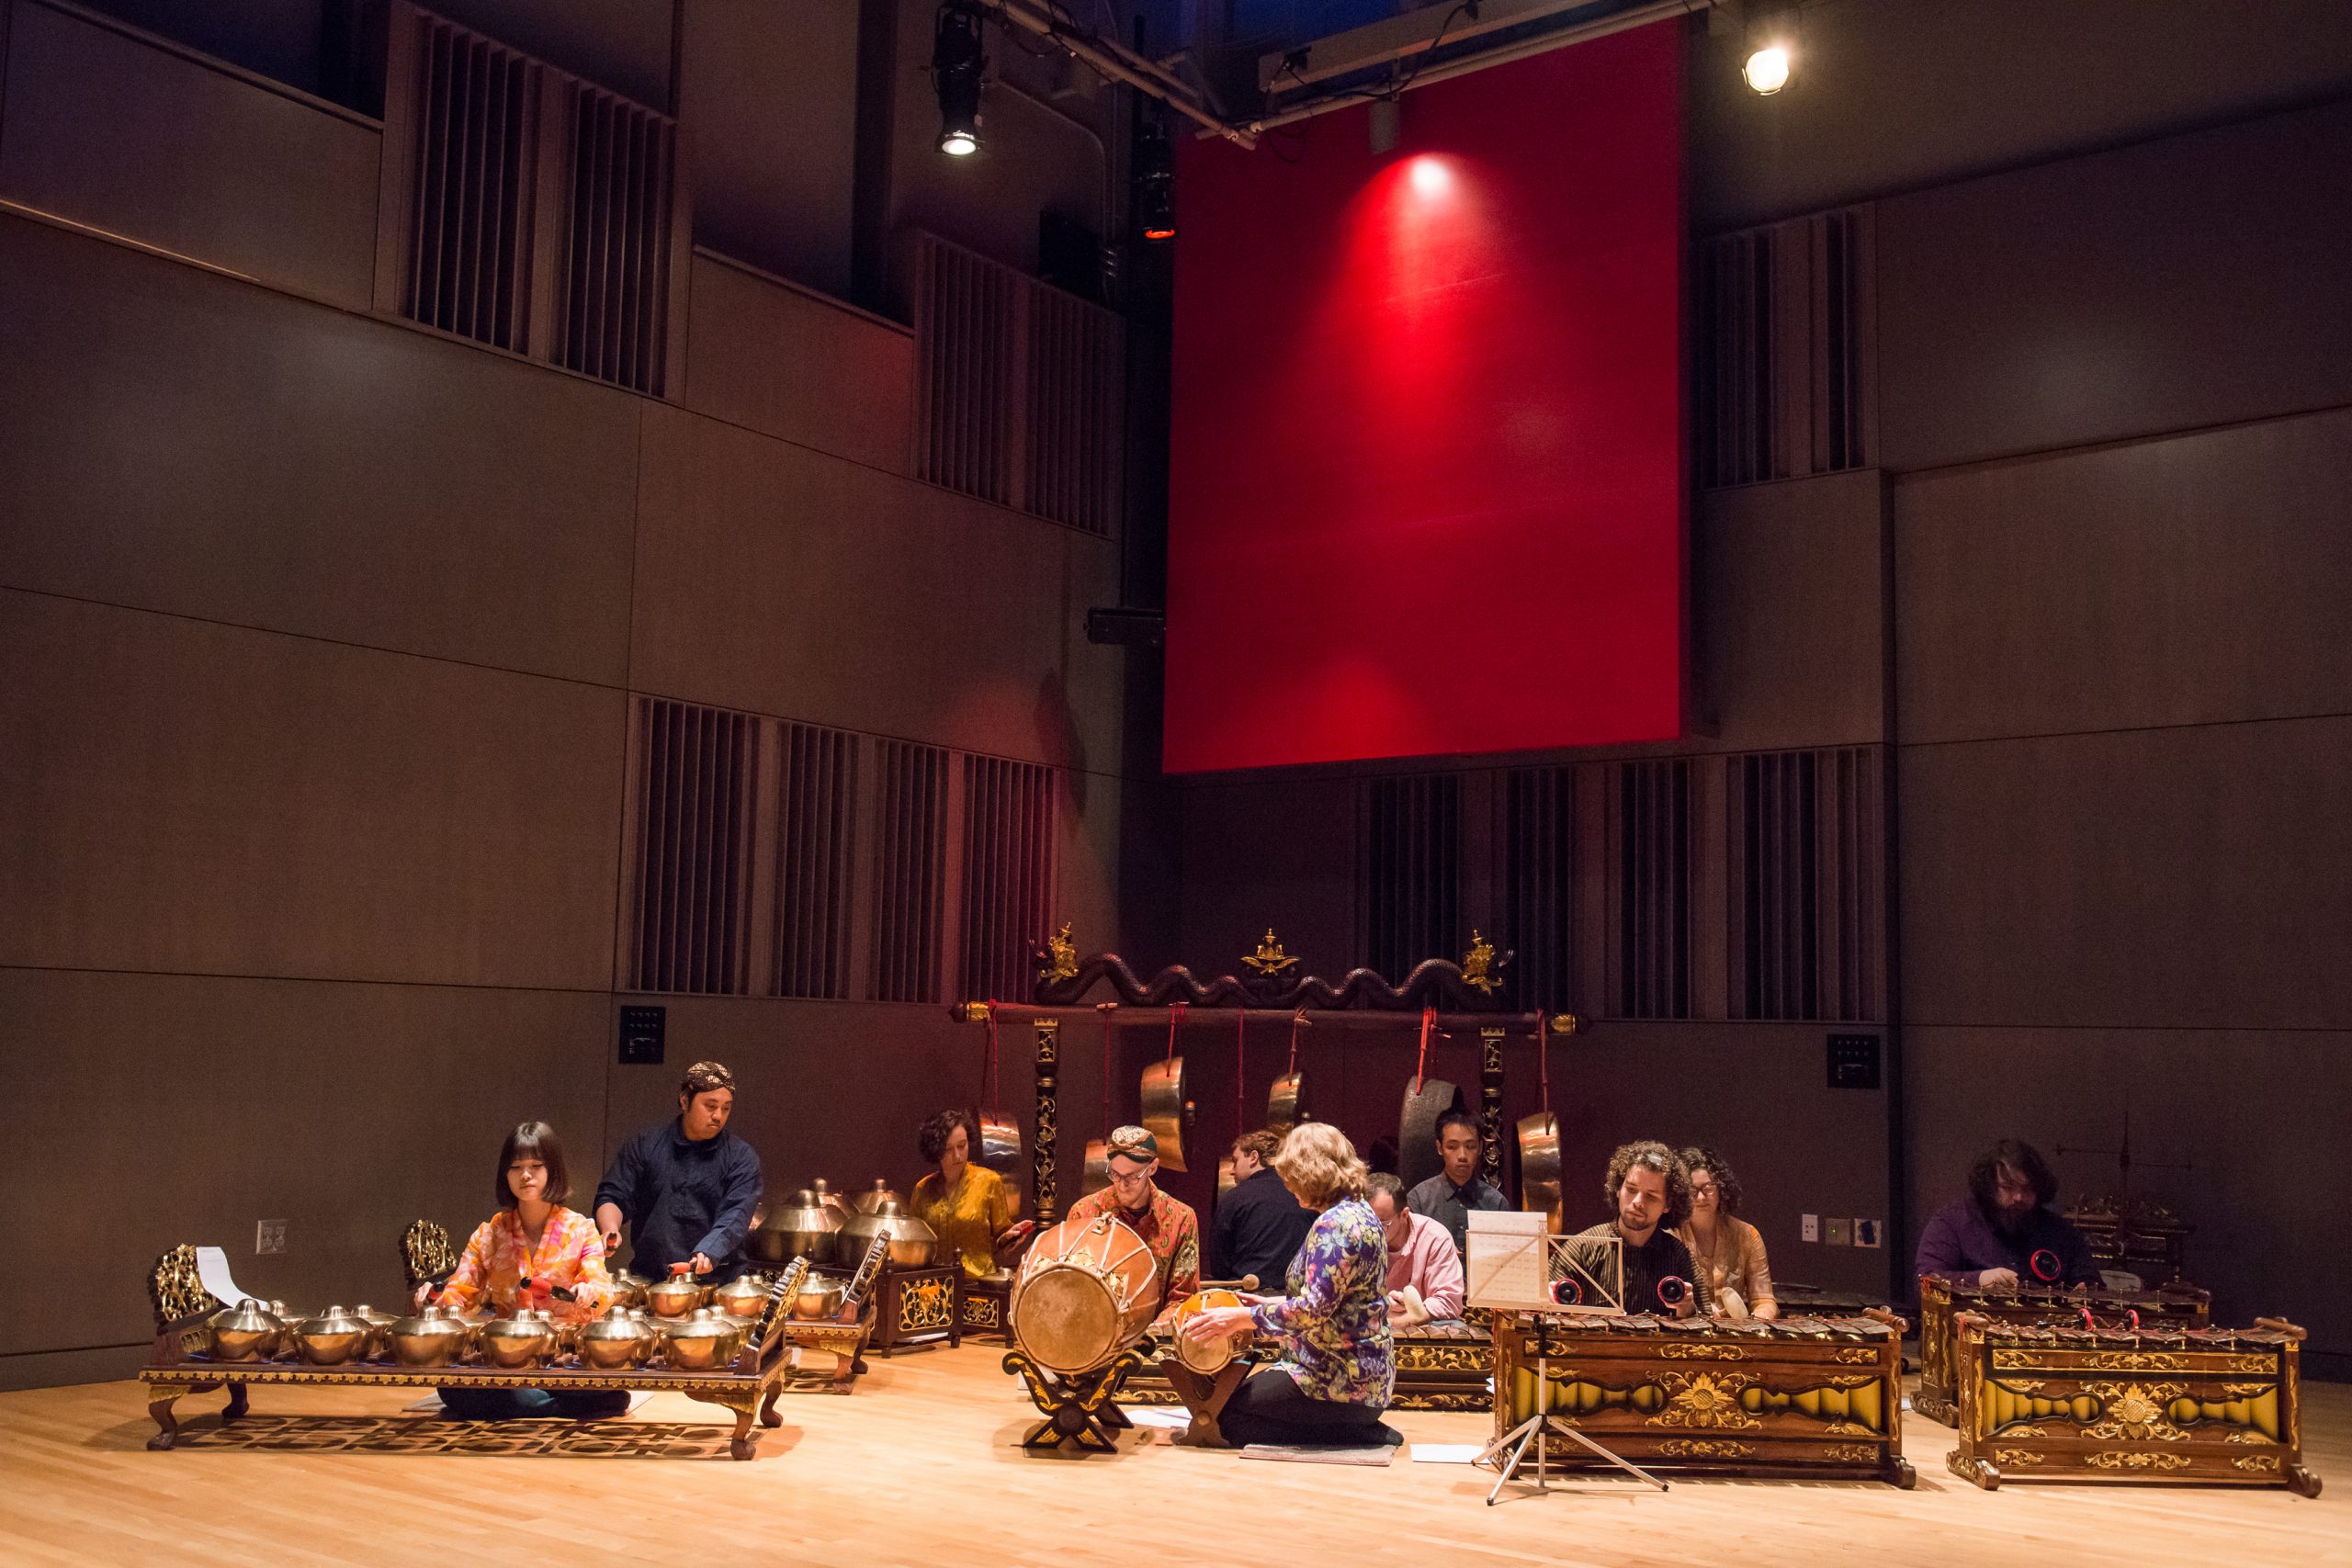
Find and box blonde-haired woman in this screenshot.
[1176,1122,1396,1448]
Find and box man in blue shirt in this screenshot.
[594,1060,763,1284]
[1405,1110,1508,1256]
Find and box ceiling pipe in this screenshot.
[1242,0,1712,136]
[992,0,1254,147]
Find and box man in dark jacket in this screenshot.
[594,1060,763,1284]
[1210,1129,1313,1288]
[1915,1138,2100,1291]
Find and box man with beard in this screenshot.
[1915,1138,2100,1290]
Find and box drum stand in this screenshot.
[1476,1314,1668,1506]
[1004,1348,1143,1453]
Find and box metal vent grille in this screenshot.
[555,84,681,395]
[1361,775,1463,981]
[1503,766,1576,1014]
[912,234,1018,506]
[627,698,759,995]
[1728,746,1883,1021]
[1699,207,1874,489]
[1611,759,1691,1020]
[956,756,1058,1002]
[869,739,949,1004]
[394,13,543,351]
[1025,285,1123,536]
[773,723,858,1001]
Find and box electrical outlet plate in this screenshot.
[1853,1218,1883,1249]
[1800,1213,1820,1243]
[256,1219,288,1256]
[1824,1217,1852,1247]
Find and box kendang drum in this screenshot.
[1011,1213,1159,1375]
[1167,1289,1252,1375]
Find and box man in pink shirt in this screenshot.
[1367,1173,1465,1323]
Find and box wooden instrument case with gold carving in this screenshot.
[1916,1273,2211,1425]
[1119,1317,1496,1412]
[1491,1310,1915,1486]
[1945,1314,2320,1495]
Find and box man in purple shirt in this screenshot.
[1914,1138,2101,1291]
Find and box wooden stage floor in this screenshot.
[2,1345,2344,1567]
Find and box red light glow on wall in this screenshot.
[1164,22,1685,773]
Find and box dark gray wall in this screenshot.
[0,2,1132,1388]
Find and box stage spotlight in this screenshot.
[1742,43,1791,95]
[1135,117,1176,242]
[1408,155,1450,197]
[933,1,985,156]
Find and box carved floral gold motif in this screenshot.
[1658,1438,1753,1459]
[2082,1450,2191,1472]
[2233,1454,2282,1473]
[1649,1371,1761,1431]
[1992,1449,2044,1466]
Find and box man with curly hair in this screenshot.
[1575,1141,1704,1316]
[1915,1138,2099,1291]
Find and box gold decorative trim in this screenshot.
[1657,1438,1752,1459]
[1992,1448,2045,1466]
[1657,1343,1747,1361]
[1823,1443,1882,1463]
[2233,1454,2282,1473]
[1831,1347,1883,1364]
[2082,1450,2191,1472]
[2224,1429,2277,1447]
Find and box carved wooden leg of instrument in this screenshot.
[686,1387,763,1461]
[1161,1359,1246,1449]
[145,1383,191,1451]
[1888,1453,1917,1489]
[1944,1449,1999,1490]
[760,1384,784,1429]
[2287,1462,2323,1498]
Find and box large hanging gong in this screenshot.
[1397,1077,1464,1192]
[1267,1010,1311,1134]
[1140,1055,1190,1172]
[1517,1111,1562,1222]
[975,1006,1023,1175]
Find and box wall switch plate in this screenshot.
[256,1219,288,1256]
[1853,1218,1883,1249]
[1800,1213,1820,1243]
[1824,1217,1852,1247]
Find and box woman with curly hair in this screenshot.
[1575,1140,1706,1316]
[1673,1145,1777,1320]
[910,1109,1030,1278]
[1175,1122,1396,1449]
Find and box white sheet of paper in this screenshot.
[1465,1211,1551,1311]
[1409,1443,1486,1464]
[1121,1405,1193,1430]
[195,1247,248,1308]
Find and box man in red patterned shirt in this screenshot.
[1062,1126,1201,1316]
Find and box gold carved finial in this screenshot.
[1550,1012,1582,1036]
[1462,931,1499,993]
[1039,921,1080,985]
[1243,928,1299,976]
[956,1000,994,1022]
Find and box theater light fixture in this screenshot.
[1742,42,1790,94]
[1742,0,1795,96]
[1135,117,1177,242]
[934,1,986,156]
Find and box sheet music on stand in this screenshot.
[1466,1216,1661,1504]
[1466,1213,1624,1314]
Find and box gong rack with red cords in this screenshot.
[948,933,1577,1230]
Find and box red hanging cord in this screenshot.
[1288,1008,1307,1076]
[1413,1006,1435,1094]
[1167,1000,1186,1063]
[982,1002,1000,1108]
[1098,1005,1114,1135]
[1235,1010,1248,1133]
[1535,1011,1550,1114]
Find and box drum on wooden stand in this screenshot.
[1166,1288,1253,1375]
[1010,1213,1159,1375]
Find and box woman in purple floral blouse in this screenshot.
[1178,1122,1396,1448]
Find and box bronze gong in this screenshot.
[1140,1055,1190,1172]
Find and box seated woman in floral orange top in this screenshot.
[424,1122,626,1420]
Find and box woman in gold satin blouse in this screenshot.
[910,1110,1030,1278]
